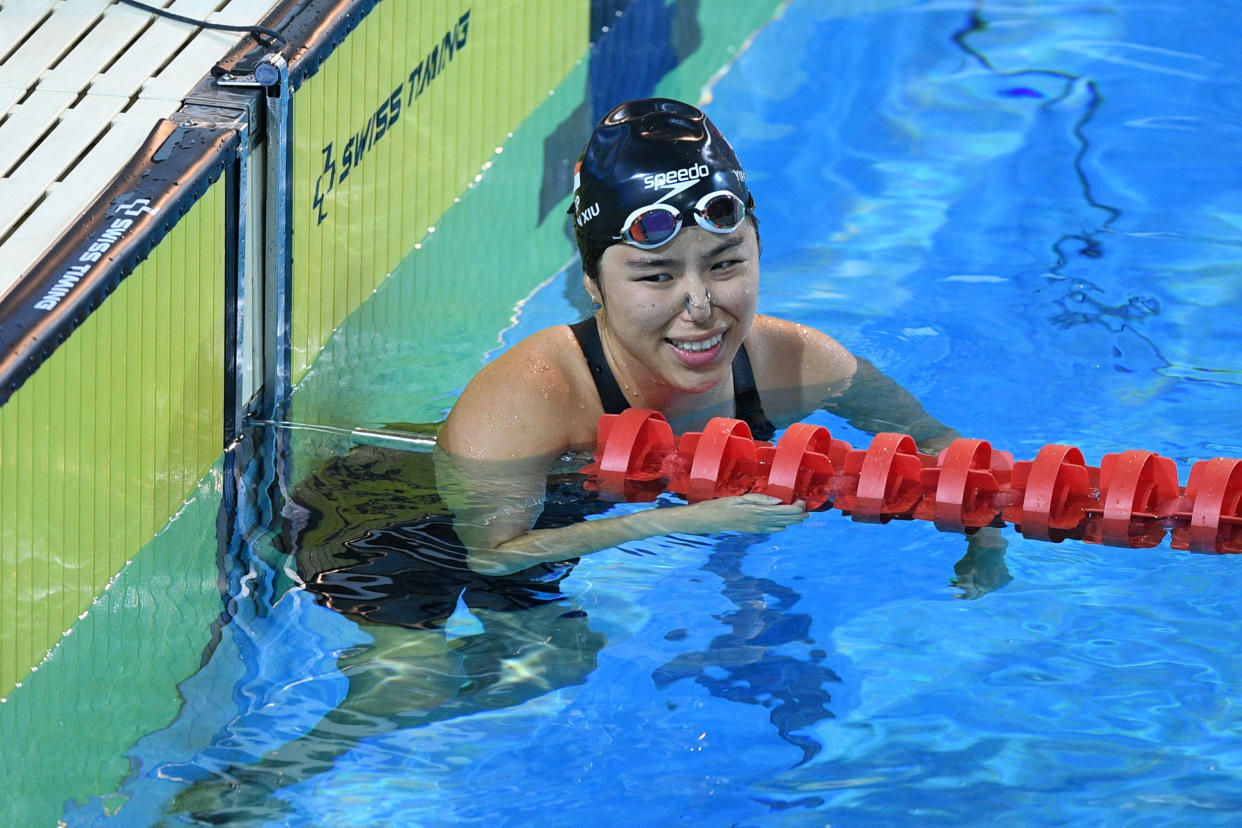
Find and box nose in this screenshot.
[683,286,713,323]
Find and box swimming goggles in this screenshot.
[613,190,752,249]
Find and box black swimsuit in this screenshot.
[301,476,608,630]
[301,319,775,630]
[569,316,776,441]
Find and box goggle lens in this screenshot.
[696,193,746,230]
[628,209,681,246]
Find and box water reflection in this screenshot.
[162,433,608,823]
[653,532,841,765]
[84,422,1010,823]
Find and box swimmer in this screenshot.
[163,100,1003,823]
[437,98,972,577]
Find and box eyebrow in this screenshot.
[623,237,748,270]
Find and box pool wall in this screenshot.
[0,146,234,697]
[0,0,582,700]
[0,0,787,822]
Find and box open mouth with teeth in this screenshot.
[667,331,723,352]
[665,330,726,366]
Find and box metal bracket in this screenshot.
[216,54,293,427]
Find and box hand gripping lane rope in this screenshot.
[577,409,1242,553]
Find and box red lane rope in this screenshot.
[578,410,1242,554]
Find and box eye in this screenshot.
[711,258,742,272]
[637,272,673,283]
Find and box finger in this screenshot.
[763,507,809,522]
[760,500,807,515]
[759,502,807,515]
[738,493,782,505]
[760,513,807,531]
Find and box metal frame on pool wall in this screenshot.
[0,0,379,422]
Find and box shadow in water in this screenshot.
[649,525,1011,767]
[652,533,841,766]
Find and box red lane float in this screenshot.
[929,439,1013,531]
[753,423,847,511]
[834,433,928,520]
[1004,445,1094,541]
[671,417,765,503]
[580,409,1242,554]
[580,409,675,502]
[1171,457,1242,554]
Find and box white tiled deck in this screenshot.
[0,0,279,297]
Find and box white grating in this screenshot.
[0,0,281,298]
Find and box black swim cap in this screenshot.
[569,98,752,251]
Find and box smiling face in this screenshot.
[585,220,760,412]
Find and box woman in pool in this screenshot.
[166,99,1003,821]
[437,98,964,576]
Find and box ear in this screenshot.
[582,272,602,307]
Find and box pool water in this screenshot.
[68,1,1242,825]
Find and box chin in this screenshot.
[665,366,729,395]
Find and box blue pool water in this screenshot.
[68,1,1242,825]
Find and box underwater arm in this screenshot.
[764,319,1008,594]
[752,316,958,453]
[476,495,807,576]
[823,357,960,454]
[825,356,1010,596]
[434,445,807,576]
[825,355,1011,595]
[436,336,808,577]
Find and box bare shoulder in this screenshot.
[746,314,857,389]
[439,325,601,460]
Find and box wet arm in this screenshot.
[824,357,1008,595]
[786,326,1007,591]
[824,356,1010,595]
[753,317,958,454]
[823,357,959,453]
[435,338,806,577]
[458,503,693,576]
[461,494,806,576]
[434,443,804,577]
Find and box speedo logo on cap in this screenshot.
[643,163,711,190]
